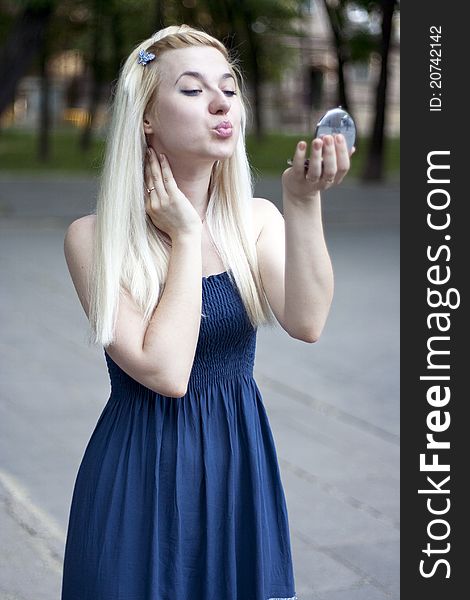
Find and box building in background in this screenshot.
[261,1,399,137]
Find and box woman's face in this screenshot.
[144,46,242,165]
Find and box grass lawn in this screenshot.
[0,128,399,179]
[246,132,399,179]
[0,129,106,175]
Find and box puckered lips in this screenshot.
[213,121,233,138]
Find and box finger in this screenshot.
[144,149,165,221]
[292,141,308,175]
[305,138,323,182]
[147,147,166,198]
[158,153,179,195]
[334,134,350,184]
[144,151,155,192]
[143,175,154,216]
[320,135,337,185]
[144,189,152,217]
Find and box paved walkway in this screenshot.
[0,174,399,599]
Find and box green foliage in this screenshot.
[0,9,15,45]
[33,0,307,86]
[0,0,399,177]
[17,0,56,10]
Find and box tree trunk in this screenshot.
[238,0,264,140]
[80,0,105,152]
[154,0,165,31]
[215,0,239,53]
[246,38,263,140]
[110,3,125,79]
[38,34,51,161]
[361,0,396,181]
[0,0,56,118]
[321,0,350,111]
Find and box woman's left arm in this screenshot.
[256,133,354,342]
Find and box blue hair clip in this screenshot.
[138,48,156,66]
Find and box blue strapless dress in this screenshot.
[61,270,298,600]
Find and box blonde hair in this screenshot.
[88,24,276,347]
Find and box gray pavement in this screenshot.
[0,173,399,599]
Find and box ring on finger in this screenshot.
[146,186,156,193]
[286,158,310,171]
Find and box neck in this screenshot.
[166,156,216,219]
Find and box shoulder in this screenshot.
[64,214,96,317]
[64,213,96,241]
[252,197,284,243]
[252,197,283,223]
[64,214,96,257]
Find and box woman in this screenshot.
[61,24,353,600]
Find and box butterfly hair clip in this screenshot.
[138,49,156,66]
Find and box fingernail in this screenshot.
[299,141,306,151]
[159,153,165,161]
[326,136,333,145]
[335,134,343,143]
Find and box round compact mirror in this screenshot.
[315,107,356,153]
[287,106,356,168]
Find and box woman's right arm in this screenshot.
[64,215,203,398]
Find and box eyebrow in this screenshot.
[174,71,235,85]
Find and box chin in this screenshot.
[213,143,238,161]
[215,149,236,161]
[211,133,239,157]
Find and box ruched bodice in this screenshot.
[104,271,257,393]
[192,271,257,388]
[61,269,298,600]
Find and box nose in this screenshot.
[209,88,230,115]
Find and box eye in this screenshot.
[181,90,202,96]
[223,90,237,97]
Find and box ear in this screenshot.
[143,115,153,135]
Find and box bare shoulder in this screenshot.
[64,214,96,258]
[65,213,96,240]
[252,197,283,243]
[64,214,97,318]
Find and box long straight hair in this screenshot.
[88,24,276,347]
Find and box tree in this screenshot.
[161,0,303,140]
[38,22,51,160]
[233,0,265,139]
[321,0,351,111]
[321,0,399,181]
[361,0,398,181]
[223,0,301,140]
[154,0,165,31]
[80,0,106,151]
[0,0,57,118]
